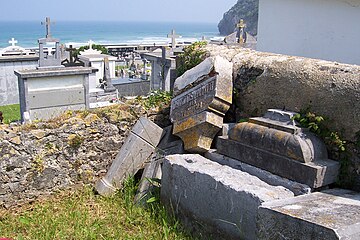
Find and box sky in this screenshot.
[0,0,237,23]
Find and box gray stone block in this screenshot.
[258,189,360,240]
[204,150,311,196]
[96,117,164,196]
[161,154,294,240]
[217,136,340,188]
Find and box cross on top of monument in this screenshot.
[8,38,18,47]
[88,40,95,49]
[41,17,53,38]
[237,19,246,30]
[167,29,179,49]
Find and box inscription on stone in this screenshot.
[170,56,233,153]
[171,77,216,121]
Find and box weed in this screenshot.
[177,41,208,77]
[31,154,45,173]
[68,134,84,149]
[141,90,172,110]
[0,104,20,124]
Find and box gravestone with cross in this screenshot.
[167,29,179,50]
[38,17,62,68]
[102,57,116,92]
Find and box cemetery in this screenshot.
[0,8,360,239]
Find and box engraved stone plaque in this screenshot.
[170,56,233,153]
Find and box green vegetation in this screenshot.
[74,44,108,57]
[292,109,353,187]
[292,110,346,153]
[177,41,208,77]
[0,179,193,240]
[138,90,173,110]
[0,104,20,124]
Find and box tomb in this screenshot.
[216,109,340,189]
[170,56,233,153]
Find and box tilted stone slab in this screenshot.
[258,189,360,240]
[95,117,164,196]
[170,56,233,153]
[161,154,294,240]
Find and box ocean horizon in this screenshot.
[0,21,221,49]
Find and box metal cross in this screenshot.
[41,17,53,38]
[8,38,18,47]
[167,29,179,49]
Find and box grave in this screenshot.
[216,109,340,189]
[170,56,233,153]
[141,47,176,91]
[38,17,61,68]
[15,18,97,122]
[258,189,360,239]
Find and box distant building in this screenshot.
[257,0,360,65]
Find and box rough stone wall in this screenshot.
[205,45,360,190]
[0,102,170,208]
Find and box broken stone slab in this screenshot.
[205,150,311,196]
[217,109,340,188]
[95,117,164,196]
[170,56,233,153]
[258,189,360,240]
[134,126,184,204]
[161,154,294,240]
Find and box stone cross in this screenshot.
[41,17,53,38]
[167,29,179,49]
[66,45,77,63]
[8,38,18,47]
[236,19,246,44]
[88,40,95,50]
[103,57,116,92]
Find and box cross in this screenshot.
[236,19,246,44]
[66,44,77,63]
[41,17,53,38]
[88,40,95,50]
[167,29,179,49]
[8,38,18,47]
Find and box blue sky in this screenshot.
[0,0,237,23]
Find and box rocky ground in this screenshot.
[0,100,170,208]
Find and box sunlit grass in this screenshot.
[0,180,193,240]
[0,104,20,124]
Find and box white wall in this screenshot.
[0,59,38,106]
[257,0,360,65]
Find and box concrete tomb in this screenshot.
[161,154,294,240]
[15,18,97,121]
[217,109,340,189]
[96,117,164,197]
[170,56,233,153]
[258,189,360,240]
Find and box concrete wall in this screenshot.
[257,0,360,65]
[0,57,38,106]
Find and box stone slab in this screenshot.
[217,136,340,188]
[204,150,311,196]
[96,118,164,196]
[170,56,233,153]
[28,88,85,108]
[258,189,360,240]
[161,154,294,240]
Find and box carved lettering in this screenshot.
[171,77,216,121]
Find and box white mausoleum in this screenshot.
[257,0,360,65]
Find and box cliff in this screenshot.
[218,0,259,36]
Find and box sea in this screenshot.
[0,21,221,49]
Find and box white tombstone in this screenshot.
[78,42,117,90]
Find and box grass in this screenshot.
[0,179,193,240]
[0,104,20,124]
